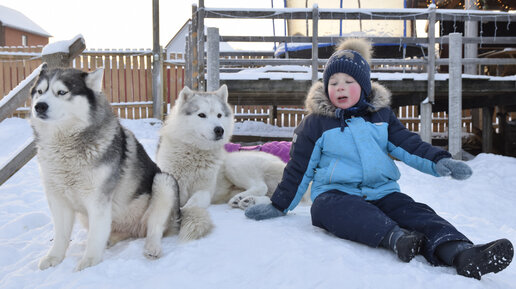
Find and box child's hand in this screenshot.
[435,158,472,180]
[245,204,286,220]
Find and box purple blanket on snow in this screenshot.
[224,141,292,163]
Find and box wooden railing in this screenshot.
[188,2,516,158]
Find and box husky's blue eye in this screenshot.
[198,113,206,118]
[57,90,68,96]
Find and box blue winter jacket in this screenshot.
[271,82,451,212]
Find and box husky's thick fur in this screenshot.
[213,150,286,209]
[30,64,180,271]
[156,85,233,241]
[157,85,288,239]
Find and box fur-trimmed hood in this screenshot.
[304,81,392,117]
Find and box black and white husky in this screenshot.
[30,64,180,271]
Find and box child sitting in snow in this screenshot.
[245,38,513,279]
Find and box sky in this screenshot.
[1,0,286,49]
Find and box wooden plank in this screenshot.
[176,65,184,104]
[74,54,82,70]
[126,104,134,119]
[0,61,5,97]
[112,55,120,103]
[132,53,140,102]
[90,55,97,71]
[119,55,126,102]
[134,104,141,119]
[104,53,113,102]
[0,139,36,186]
[203,7,516,22]
[170,64,177,106]
[96,54,103,71]
[163,65,170,105]
[139,55,146,103]
[5,61,12,93]
[21,59,33,112]
[230,135,292,143]
[10,61,17,91]
[146,54,152,102]
[119,105,126,118]
[125,53,134,105]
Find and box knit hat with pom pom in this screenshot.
[323,38,373,99]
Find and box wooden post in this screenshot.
[464,0,478,75]
[465,0,481,132]
[482,107,494,153]
[420,4,436,144]
[191,4,199,90]
[41,36,85,68]
[272,105,278,126]
[185,32,193,88]
[41,37,85,68]
[448,33,462,160]
[207,27,220,92]
[311,4,319,85]
[152,0,163,120]
[198,0,205,91]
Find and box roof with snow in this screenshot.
[165,19,235,54]
[0,5,51,37]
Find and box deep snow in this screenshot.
[0,117,515,289]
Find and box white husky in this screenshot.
[30,64,180,271]
[213,150,286,209]
[156,85,288,239]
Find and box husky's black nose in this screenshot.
[35,102,48,114]
[214,126,224,140]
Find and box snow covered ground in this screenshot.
[0,117,515,289]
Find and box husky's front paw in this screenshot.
[38,254,65,270]
[75,256,102,271]
[229,194,245,208]
[238,196,257,209]
[143,240,162,259]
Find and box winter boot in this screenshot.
[380,225,424,263]
[453,238,514,280]
[394,231,425,262]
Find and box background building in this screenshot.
[0,5,51,46]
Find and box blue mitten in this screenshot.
[245,203,286,220]
[435,158,473,180]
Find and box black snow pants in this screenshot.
[310,190,471,265]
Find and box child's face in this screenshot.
[327,73,361,110]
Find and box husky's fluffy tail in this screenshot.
[178,207,213,241]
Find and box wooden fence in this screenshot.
[0,46,511,133]
[0,46,185,119]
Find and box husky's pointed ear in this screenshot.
[38,63,49,77]
[216,84,228,103]
[178,86,193,103]
[85,68,104,92]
